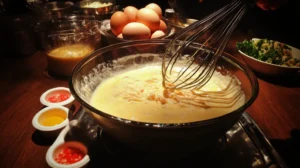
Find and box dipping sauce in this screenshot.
[48,93,70,103]
[90,64,245,123]
[47,44,94,76]
[55,147,84,164]
[38,108,67,126]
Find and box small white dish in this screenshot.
[40,87,75,108]
[46,122,90,168]
[32,105,69,138]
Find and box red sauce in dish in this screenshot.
[48,94,70,103]
[55,147,84,164]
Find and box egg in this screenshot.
[159,20,167,33]
[145,3,162,18]
[136,8,160,32]
[122,22,151,40]
[124,6,138,22]
[110,11,129,36]
[151,30,165,39]
[117,33,123,38]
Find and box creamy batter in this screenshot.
[90,65,245,123]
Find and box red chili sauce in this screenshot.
[48,94,70,103]
[55,147,85,164]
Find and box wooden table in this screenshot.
[0,28,300,168]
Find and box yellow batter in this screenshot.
[90,65,245,123]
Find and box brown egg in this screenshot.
[110,11,129,36]
[117,34,123,38]
[124,6,138,22]
[159,20,167,33]
[136,8,160,32]
[145,3,162,18]
[151,30,165,39]
[122,22,151,40]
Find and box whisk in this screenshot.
[162,0,251,90]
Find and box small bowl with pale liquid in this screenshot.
[32,105,69,138]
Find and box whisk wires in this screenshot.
[162,0,247,90]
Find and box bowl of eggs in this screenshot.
[69,39,258,158]
[100,3,175,45]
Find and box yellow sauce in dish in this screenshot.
[47,44,94,76]
[38,108,67,126]
[90,65,245,123]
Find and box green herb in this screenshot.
[256,39,264,49]
[236,39,299,67]
[236,40,259,58]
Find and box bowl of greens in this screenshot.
[237,38,300,76]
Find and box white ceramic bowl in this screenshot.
[46,123,90,168]
[40,87,75,108]
[32,105,69,138]
[238,38,300,76]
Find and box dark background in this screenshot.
[0,0,299,57]
[117,0,300,49]
[116,0,300,49]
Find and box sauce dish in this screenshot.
[40,87,75,108]
[46,123,90,168]
[32,105,69,138]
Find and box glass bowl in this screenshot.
[69,40,258,157]
[37,18,102,77]
[100,19,175,46]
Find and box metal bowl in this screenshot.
[238,38,300,76]
[69,40,258,157]
[75,0,118,18]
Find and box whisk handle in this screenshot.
[242,0,257,7]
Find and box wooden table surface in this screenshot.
[0,28,300,168]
